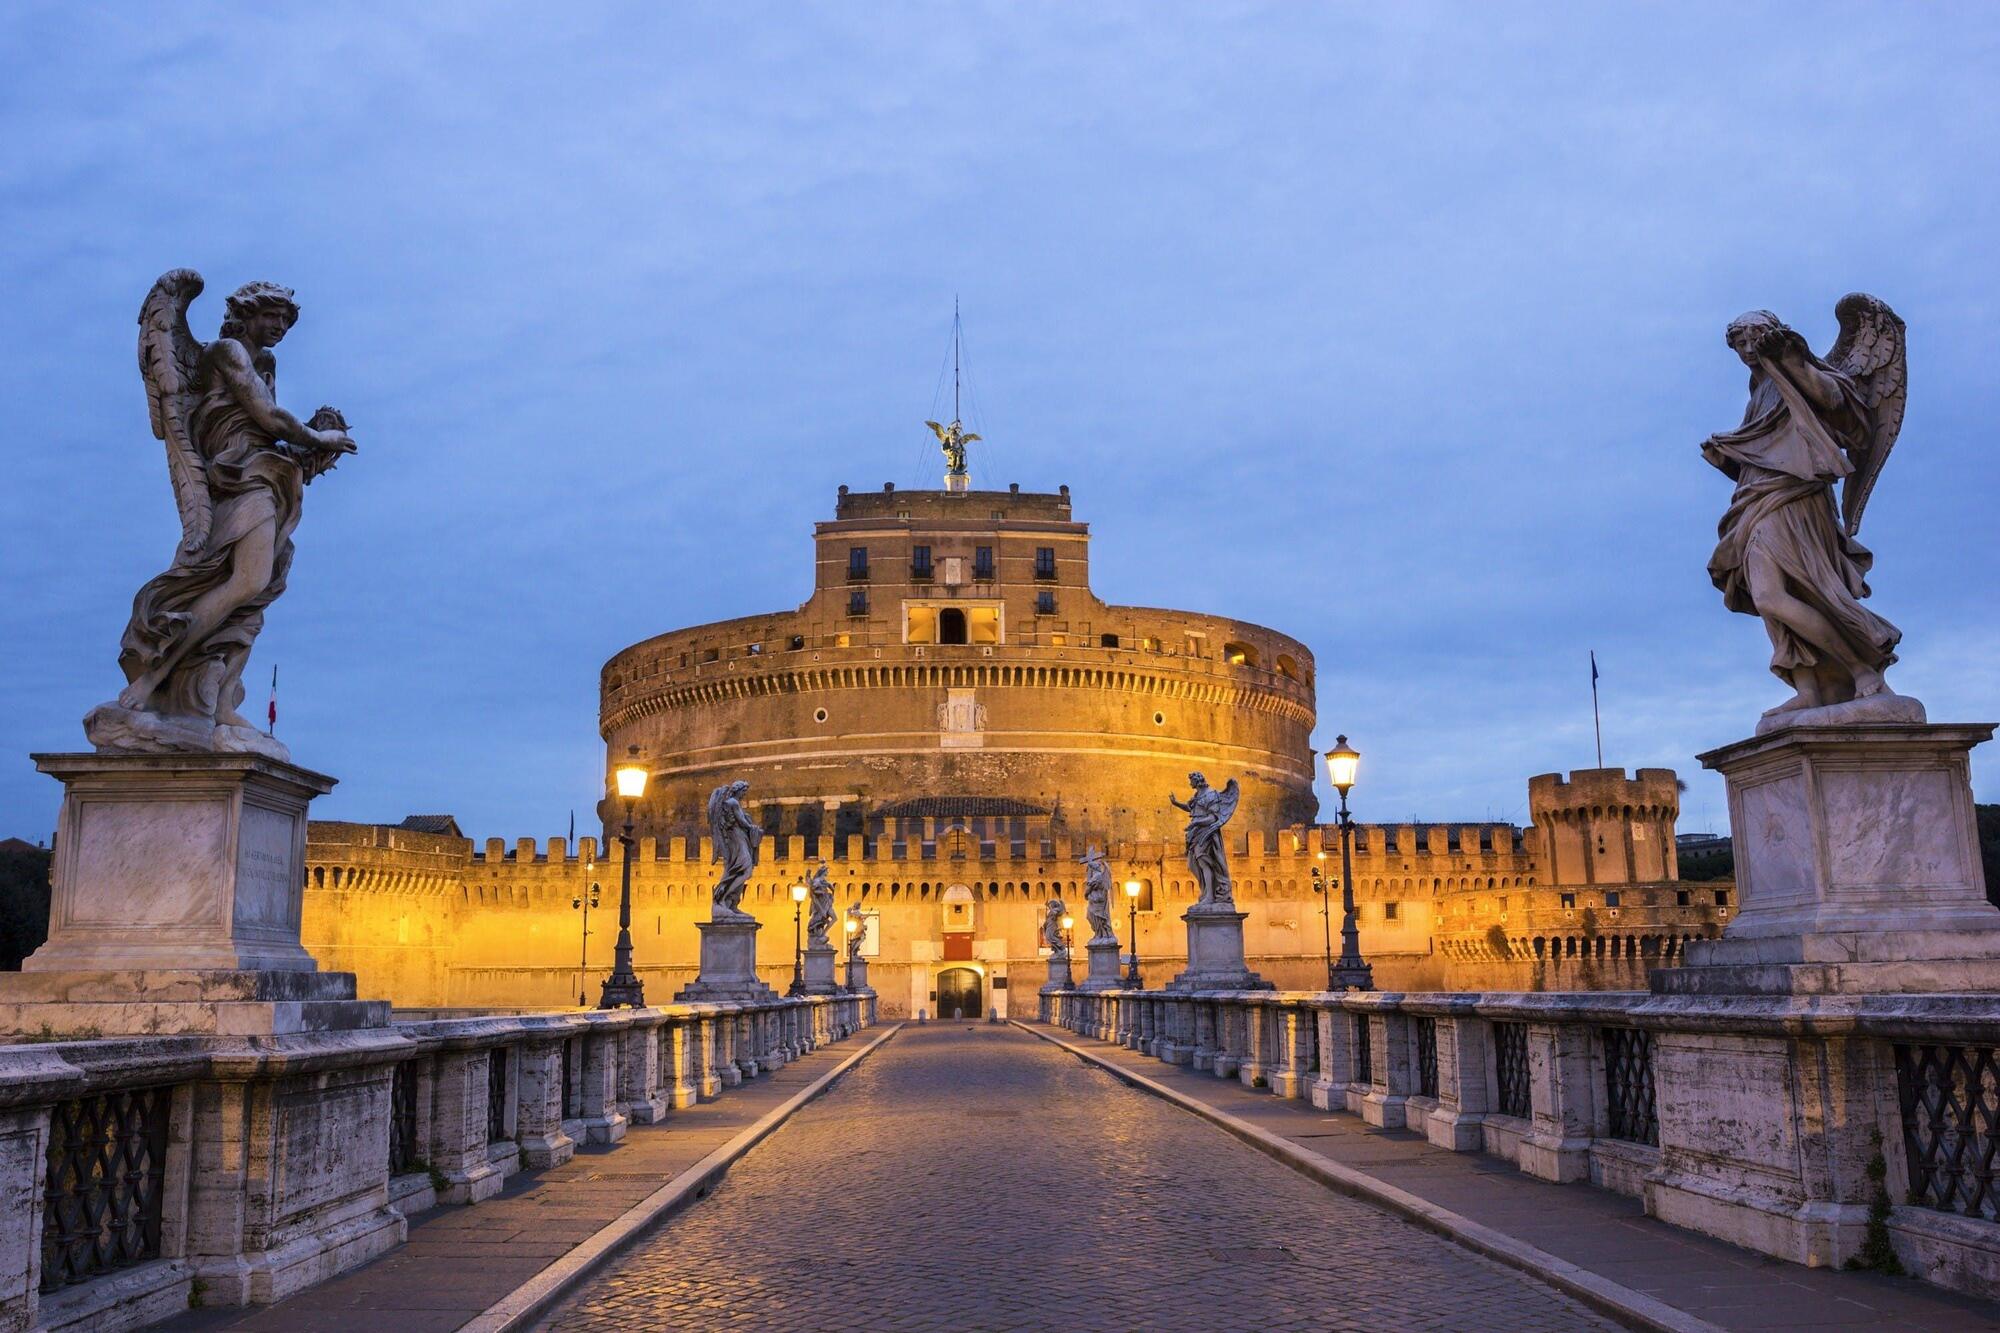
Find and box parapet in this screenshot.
[1528,767,1680,821]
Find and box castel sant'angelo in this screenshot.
[302,430,1730,1017]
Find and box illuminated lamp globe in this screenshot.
[791,883,808,904]
[613,765,648,801]
[1123,879,1142,899]
[1324,735,1360,794]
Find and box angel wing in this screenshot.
[138,270,210,558]
[960,432,981,445]
[1823,292,1906,536]
[925,419,947,441]
[1216,778,1241,824]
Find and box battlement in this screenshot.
[831,483,1074,523]
[1528,767,1680,819]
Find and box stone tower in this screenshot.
[1526,767,1680,887]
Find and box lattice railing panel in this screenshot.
[388,1061,420,1176]
[1897,1042,2000,1220]
[486,1048,510,1144]
[1414,1017,1439,1099]
[41,1086,172,1293]
[1603,1027,1658,1146]
[1353,1013,1373,1085]
[1494,1022,1530,1119]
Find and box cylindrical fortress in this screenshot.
[600,483,1319,843]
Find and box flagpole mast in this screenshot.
[1591,651,1603,769]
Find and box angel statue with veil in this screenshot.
[1701,293,1915,731]
[84,270,356,761]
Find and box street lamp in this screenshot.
[843,910,861,992]
[1310,851,1336,990]
[571,851,599,1006]
[788,882,809,996]
[1122,879,1143,988]
[597,761,649,1008]
[1324,734,1373,990]
[1060,913,1075,963]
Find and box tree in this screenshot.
[0,839,52,970]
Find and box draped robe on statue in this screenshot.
[1702,361,1900,688]
[118,351,305,720]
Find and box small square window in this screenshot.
[1560,892,1576,910]
[848,590,868,617]
[1675,889,1690,906]
[1383,901,1399,921]
[788,635,805,651]
[1604,891,1621,908]
[1714,889,1730,906]
[1036,590,1056,615]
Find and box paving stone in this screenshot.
[535,1026,1621,1332]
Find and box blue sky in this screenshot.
[3,3,1996,842]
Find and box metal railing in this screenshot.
[41,1086,172,1292]
[389,1061,421,1175]
[1601,1027,1658,1147]
[1493,1021,1530,1119]
[1897,1042,2000,1221]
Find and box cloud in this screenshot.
[3,4,1996,838]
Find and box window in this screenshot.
[939,607,968,644]
[847,590,868,617]
[1604,891,1621,908]
[1223,640,1259,667]
[700,648,720,663]
[1036,590,1056,615]
[847,547,869,581]
[1034,547,1056,580]
[1714,889,1730,906]
[1560,892,1576,910]
[746,642,762,656]
[788,635,805,651]
[1100,633,1120,648]
[910,545,932,580]
[1383,901,1399,921]
[1676,889,1691,906]
[973,546,994,579]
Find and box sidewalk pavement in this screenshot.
[158,1027,895,1333]
[1019,1019,2000,1333]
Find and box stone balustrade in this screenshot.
[1043,985,2000,1302]
[0,992,872,1333]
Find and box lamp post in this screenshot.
[597,763,649,1008]
[1060,913,1075,965]
[843,910,861,992]
[1311,853,1336,991]
[571,851,599,1007]
[1325,735,1374,991]
[788,882,808,996]
[1122,879,1144,988]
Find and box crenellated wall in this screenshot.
[303,770,1729,1015]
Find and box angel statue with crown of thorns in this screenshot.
[83,270,356,762]
[1700,293,1920,733]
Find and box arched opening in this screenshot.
[1223,640,1260,667]
[935,965,982,1020]
[939,607,968,644]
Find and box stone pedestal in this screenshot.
[1040,949,1073,992]
[0,752,386,1036]
[1652,721,1998,996]
[801,943,839,994]
[675,918,779,1002]
[1079,939,1124,991]
[1167,906,1271,992]
[845,956,870,994]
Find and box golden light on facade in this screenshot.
[613,764,648,800]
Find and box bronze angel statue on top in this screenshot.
[84,270,356,761]
[925,418,978,478]
[1701,293,1917,732]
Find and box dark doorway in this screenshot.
[939,608,968,644]
[936,966,982,1019]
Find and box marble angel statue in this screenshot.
[707,781,763,920]
[806,863,836,949]
[1171,772,1240,907]
[85,270,356,760]
[1042,896,1069,958]
[1080,846,1116,945]
[1702,294,1917,730]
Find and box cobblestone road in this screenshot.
[535,1024,1618,1332]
